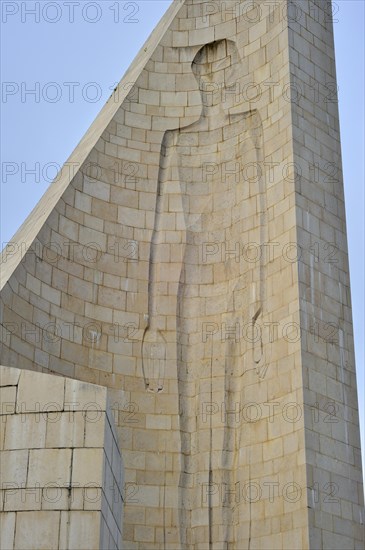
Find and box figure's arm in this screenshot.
[147,129,180,331]
[234,110,266,370]
[248,111,267,373]
[142,130,182,391]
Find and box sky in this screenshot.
[1,1,364,465]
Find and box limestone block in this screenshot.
[4,413,47,450]
[146,414,172,430]
[0,386,17,415]
[83,179,110,202]
[84,412,107,447]
[75,190,92,213]
[0,416,6,451]
[0,512,16,550]
[41,487,70,511]
[65,378,108,411]
[3,485,42,512]
[79,226,107,250]
[17,368,65,412]
[1,449,28,486]
[72,448,104,487]
[67,511,101,550]
[0,365,20,387]
[15,511,60,550]
[27,448,72,487]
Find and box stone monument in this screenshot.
[0,1,363,548]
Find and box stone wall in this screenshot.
[288,1,364,547]
[0,0,363,548]
[0,366,123,549]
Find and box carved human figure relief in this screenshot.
[143,39,267,548]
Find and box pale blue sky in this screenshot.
[1,1,364,465]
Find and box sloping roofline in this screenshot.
[0,0,184,290]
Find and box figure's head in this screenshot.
[191,39,241,95]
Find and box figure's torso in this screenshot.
[174,116,258,284]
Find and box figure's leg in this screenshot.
[177,315,195,548]
[177,282,201,549]
[221,340,241,549]
[221,284,247,549]
[200,320,225,550]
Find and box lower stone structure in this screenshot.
[0,366,123,550]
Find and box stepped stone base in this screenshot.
[0,366,123,550]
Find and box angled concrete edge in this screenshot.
[0,0,184,291]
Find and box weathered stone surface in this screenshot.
[0,367,123,549]
[0,0,363,548]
